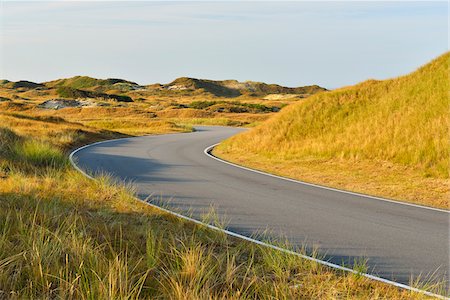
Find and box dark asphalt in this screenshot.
[72,126,449,288]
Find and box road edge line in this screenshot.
[69,138,448,299]
[204,144,449,214]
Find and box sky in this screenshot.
[0,1,447,89]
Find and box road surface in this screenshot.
[72,126,449,288]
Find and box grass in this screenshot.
[82,119,191,135]
[15,139,68,169]
[0,108,438,298]
[57,86,133,102]
[0,55,445,298]
[187,100,278,113]
[0,74,293,135]
[215,52,449,209]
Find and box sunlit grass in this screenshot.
[215,52,449,208]
[82,119,192,135]
[14,140,68,169]
[0,118,437,298]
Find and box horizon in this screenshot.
[0,52,445,90]
[0,1,447,89]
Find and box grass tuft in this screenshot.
[14,140,68,169]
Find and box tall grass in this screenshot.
[0,192,148,299]
[0,127,68,173]
[0,125,435,298]
[15,140,68,168]
[1,187,434,299]
[83,119,191,135]
[215,52,449,208]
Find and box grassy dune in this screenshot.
[0,109,435,298]
[215,53,449,208]
[0,73,324,131]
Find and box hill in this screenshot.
[0,102,429,299]
[56,86,133,102]
[154,77,326,97]
[45,76,142,92]
[1,75,326,100]
[1,80,45,89]
[214,53,449,208]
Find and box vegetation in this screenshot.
[0,73,320,131]
[166,77,242,97]
[57,86,133,102]
[215,53,449,208]
[0,113,434,299]
[0,54,445,298]
[160,77,327,98]
[3,80,44,89]
[47,75,138,90]
[0,106,191,140]
[188,100,278,113]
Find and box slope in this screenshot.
[156,77,327,97]
[214,53,449,208]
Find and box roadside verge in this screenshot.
[69,137,448,299]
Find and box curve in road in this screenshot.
[71,126,449,291]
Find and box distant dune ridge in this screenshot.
[157,77,326,97]
[215,52,449,208]
[0,76,326,99]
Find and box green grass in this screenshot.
[188,100,277,113]
[0,127,68,173]
[215,52,449,208]
[82,119,192,135]
[57,86,133,102]
[0,172,434,299]
[15,140,68,169]
[0,124,436,298]
[49,76,137,90]
[168,117,250,127]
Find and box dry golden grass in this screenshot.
[215,53,449,209]
[216,153,449,208]
[40,107,190,135]
[1,170,433,299]
[0,98,272,135]
[0,111,115,150]
[0,59,445,298]
[0,76,297,133]
[0,103,438,298]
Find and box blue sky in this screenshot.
[0,1,447,89]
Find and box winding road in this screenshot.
[72,126,449,289]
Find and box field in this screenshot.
[215,53,449,209]
[0,55,446,298]
[0,99,437,298]
[0,75,325,134]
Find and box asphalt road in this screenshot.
[72,126,449,288]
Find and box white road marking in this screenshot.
[204,144,449,214]
[68,136,448,299]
